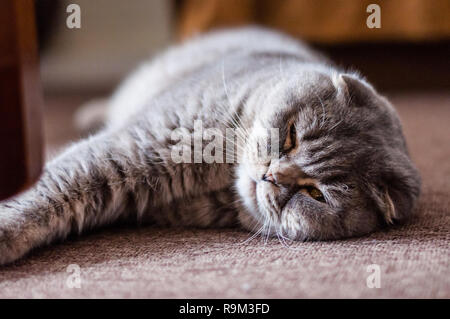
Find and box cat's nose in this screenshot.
[262,173,276,184]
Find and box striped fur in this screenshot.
[0,27,420,265]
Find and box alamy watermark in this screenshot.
[170,120,280,164]
[66,4,81,29]
[66,263,82,288]
[366,4,381,29]
[66,3,381,31]
[366,264,381,288]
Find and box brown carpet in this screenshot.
[0,93,449,298]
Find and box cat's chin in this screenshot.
[235,169,279,235]
[236,178,285,238]
[235,165,263,221]
[236,175,258,212]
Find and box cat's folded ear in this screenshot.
[376,170,421,225]
[369,185,404,225]
[366,154,421,225]
[382,189,397,224]
[335,73,376,107]
[380,186,419,225]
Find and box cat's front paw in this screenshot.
[0,229,26,266]
[0,206,39,266]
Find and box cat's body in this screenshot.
[0,27,420,265]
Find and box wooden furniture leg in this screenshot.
[0,0,43,200]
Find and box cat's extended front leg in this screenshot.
[0,128,231,265]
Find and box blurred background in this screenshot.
[34,0,449,150]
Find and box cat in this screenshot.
[0,27,420,265]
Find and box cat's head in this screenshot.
[236,69,421,240]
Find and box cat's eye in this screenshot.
[283,123,297,153]
[300,186,326,203]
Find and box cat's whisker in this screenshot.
[313,91,327,128]
[208,103,249,141]
[278,231,292,248]
[276,229,303,251]
[239,223,265,245]
[214,106,250,142]
[216,66,252,140]
[262,214,273,245]
[221,59,232,107]
[275,228,291,249]
[208,131,247,158]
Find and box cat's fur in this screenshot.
[0,27,420,265]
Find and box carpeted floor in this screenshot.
[0,93,448,298]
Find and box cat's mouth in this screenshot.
[236,166,284,227]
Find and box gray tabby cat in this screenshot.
[0,27,420,265]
